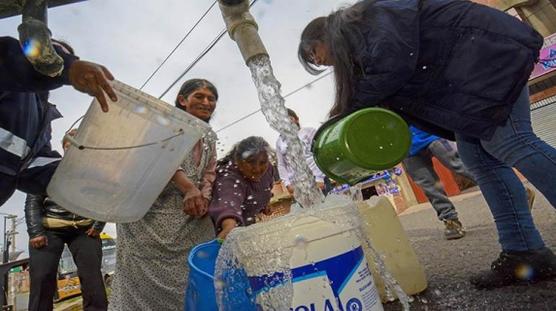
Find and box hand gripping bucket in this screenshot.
[47,80,211,223]
[312,108,411,185]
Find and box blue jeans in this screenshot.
[456,87,556,252]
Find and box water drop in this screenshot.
[294,234,307,249]
[133,105,147,114]
[156,115,170,126]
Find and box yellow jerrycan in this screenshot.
[357,196,428,302]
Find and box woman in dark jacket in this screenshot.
[298,0,555,289]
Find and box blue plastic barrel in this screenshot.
[185,240,257,311]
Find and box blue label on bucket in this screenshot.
[248,247,381,311]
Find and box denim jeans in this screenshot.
[456,87,556,252]
[404,139,474,221]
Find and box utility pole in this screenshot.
[6,216,16,262]
[2,217,9,265]
[1,214,17,264]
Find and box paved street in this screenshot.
[385,185,556,310]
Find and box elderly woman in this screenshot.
[109,79,218,311]
[209,136,278,239]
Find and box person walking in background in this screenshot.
[109,79,219,311]
[298,0,555,289]
[404,126,478,240]
[276,108,332,195]
[404,126,537,240]
[25,130,107,311]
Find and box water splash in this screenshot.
[216,48,410,311]
[247,55,324,208]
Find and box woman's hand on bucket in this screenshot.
[69,60,117,112]
[217,218,238,239]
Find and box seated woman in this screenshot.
[209,136,278,239]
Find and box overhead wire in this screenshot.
[149,0,330,134]
[215,70,334,133]
[158,29,227,99]
[157,0,259,99]
[139,0,219,90]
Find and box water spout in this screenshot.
[218,0,324,208]
[218,0,267,64]
[18,0,64,77]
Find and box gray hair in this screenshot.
[218,136,271,167]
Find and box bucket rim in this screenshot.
[311,114,353,185]
[110,80,212,135]
[188,239,221,281]
[231,204,362,256]
[343,108,410,170]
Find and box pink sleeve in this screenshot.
[200,142,217,200]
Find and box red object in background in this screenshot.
[407,157,462,204]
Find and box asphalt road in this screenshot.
[384,185,556,311]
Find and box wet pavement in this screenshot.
[384,185,556,310]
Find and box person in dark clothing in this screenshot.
[25,132,107,311]
[209,136,277,239]
[0,36,117,207]
[25,195,107,311]
[298,0,555,289]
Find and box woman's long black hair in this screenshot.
[298,2,369,117]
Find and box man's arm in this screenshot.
[0,36,117,111]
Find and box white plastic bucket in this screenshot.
[47,80,210,223]
[226,202,384,311]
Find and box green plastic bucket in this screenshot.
[312,108,411,185]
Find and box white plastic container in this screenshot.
[226,202,384,311]
[47,80,210,223]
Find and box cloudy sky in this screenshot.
[1,0,357,254]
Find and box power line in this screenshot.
[215,70,334,133]
[158,29,227,99]
[158,0,259,99]
[139,1,218,90]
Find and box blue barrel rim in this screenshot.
[188,239,221,281]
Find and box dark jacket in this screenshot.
[25,194,106,239]
[350,0,543,140]
[209,163,277,230]
[0,36,77,175]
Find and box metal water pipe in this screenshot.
[18,0,66,77]
[218,0,268,64]
[0,1,85,77]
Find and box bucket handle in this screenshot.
[64,129,185,151]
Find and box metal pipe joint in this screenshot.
[18,0,64,77]
[218,0,268,64]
